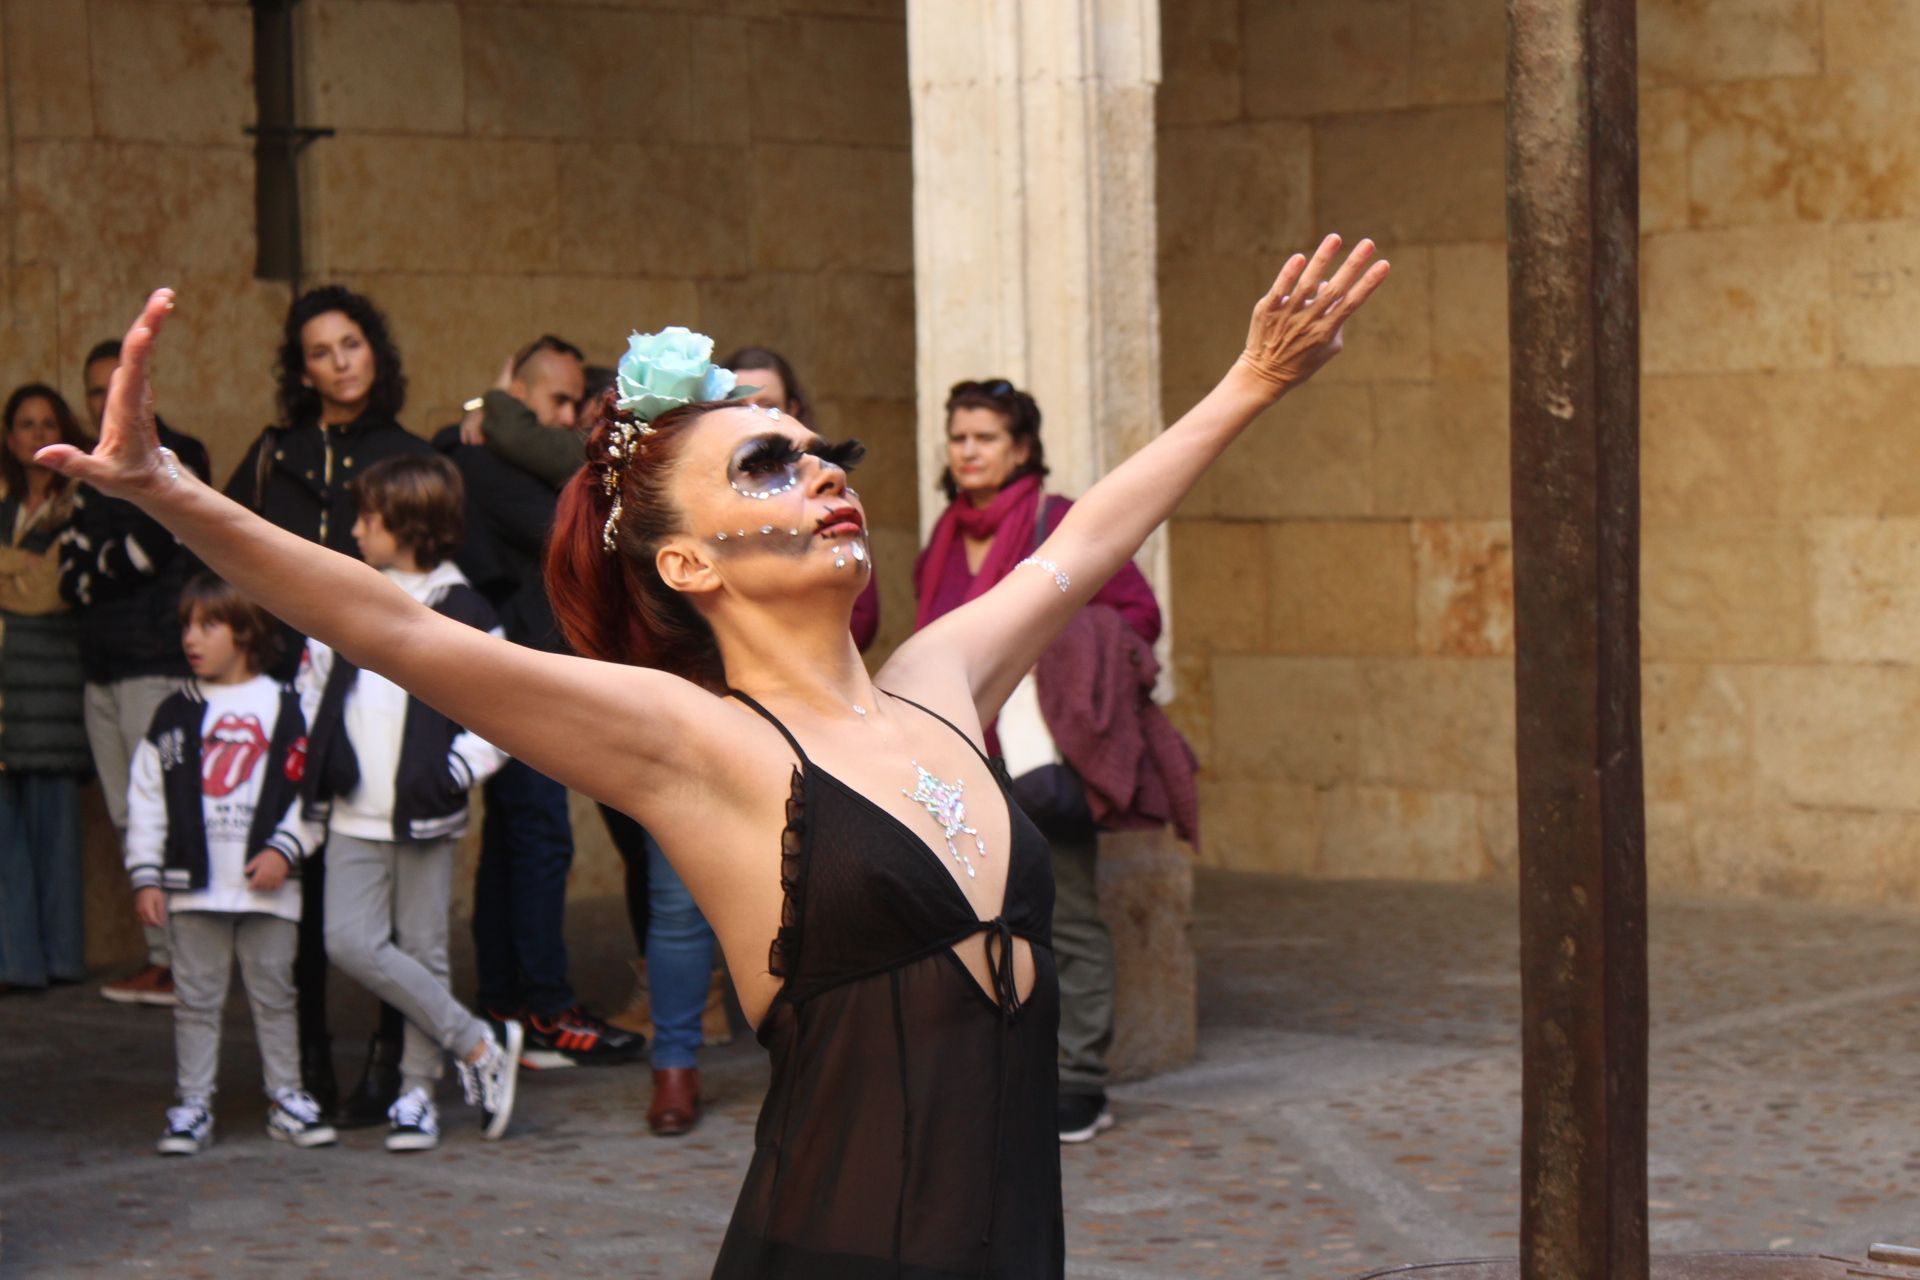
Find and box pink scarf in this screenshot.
[913,473,1046,630]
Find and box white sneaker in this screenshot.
[157,1101,214,1156]
[455,1020,522,1140]
[266,1088,338,1148]
[385,1087,440,1152]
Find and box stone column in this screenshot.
[906,0,1193,1079]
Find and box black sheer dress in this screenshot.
[712,691,1064,1280]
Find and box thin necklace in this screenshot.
[853,700,988,879]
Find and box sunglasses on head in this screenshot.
[950,378,1015,398]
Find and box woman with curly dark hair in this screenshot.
[223,284,433,1125]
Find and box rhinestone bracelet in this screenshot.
[1018,556,1070,593]
[156,446,180,482]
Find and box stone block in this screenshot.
[1644,800,1699,896]
[1357,656,1515,793]
[16,141,254,276]
[1748,663,1920,811]
[1371,379,1509,519]
[6,0,92,137]
[1208,379,1376,519]
[1809,517,1920,663]
[1641,373,1785,522]
[1686,71,1920,228]
[1316,243,1433,385]
[1833,219,1920,369]
[1773,369,1920,516]
[1170,520,1268,654]
[1158,122,1314,261]
[1156,251,1279,394]
[1642,225,1833,374]
[1410,0,1505,106]
[1158,0,1241,125]
[809,395,917,527]
[1639,0,1822,87]
[1689,806,1920,905]
[1430,241,1507,381]
[749,143,913,275]
[1209,654,1362,785]
[1266,520,1415,656]
[1315,105,1506,245]
[688,14,756,146]
[1412,519,1512,657]
[1243,0,1410,119]
[1642,523,1814,661]
[863,525,919,660]
[89,0,249,146]
[1478,791,1518,880]
[330,271,539,432]
[1826,0,1920,71]
[1096,828,1197,1081]
[1191,778,1321,875]
[752,14,909,148]
[1641,87,1691,234]
[1321,785,1492,881]
[0,264,60,387]
[316,136,562,276]
[1641,662,1756,807]
[464,6,700,142]
[802,272,917,401]
[312,0,464,135]
[527,275,702,368]
[553,140,749,281]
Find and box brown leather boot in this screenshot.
[647,1067,701,1136]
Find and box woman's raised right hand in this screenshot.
[35,288,180,502]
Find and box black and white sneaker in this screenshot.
[456,1020,522,1140]
[266,1088,338,1148]
[385,1087,440,1152]
[157,1101,214,1156]
[1057,1092,1114,1144]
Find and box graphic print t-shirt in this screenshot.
[124,674,311,921]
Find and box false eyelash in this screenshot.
[811,439,866,473]
[736,437,804,475]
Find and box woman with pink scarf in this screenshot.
[912,378,1161,1147]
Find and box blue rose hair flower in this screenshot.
[615,326,753,422]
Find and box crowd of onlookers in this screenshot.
[1,280,1188,1157]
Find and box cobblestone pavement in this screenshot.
[4,873,1917,1278]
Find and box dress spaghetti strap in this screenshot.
[879,689,996,771]
[726,689,813,767]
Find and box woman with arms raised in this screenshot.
[45,236,1387,1279]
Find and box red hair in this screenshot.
[545,392,733,688]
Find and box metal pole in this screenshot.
[1505,2,1647,1279]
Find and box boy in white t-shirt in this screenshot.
[125,575,332,1155]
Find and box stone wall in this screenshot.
[1,0,915,963]
[1158,0,1920,907]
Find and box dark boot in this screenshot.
[334,1032,403,1130]
[301,1035,338,1119]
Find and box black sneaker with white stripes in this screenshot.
[385,1087,440,1152]
[266,1088,338,1148]
[157,1101,214,1156]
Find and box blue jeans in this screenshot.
[646,836,714,1070]
[0,773,84,987]
[472,759,574,1017]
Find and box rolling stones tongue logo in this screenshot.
[202,713,269,798]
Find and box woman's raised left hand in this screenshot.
[34,288,180,502]
[1237,235,1391,399]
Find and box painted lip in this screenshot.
[816,506,865,538]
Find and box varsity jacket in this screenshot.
[125,680,317,898]
[299,562,507,843]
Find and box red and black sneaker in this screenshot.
[520,1006,645,1070]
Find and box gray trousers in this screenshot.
[322,832,485,1094]
[168,910,302,1102]
[86,676,185,966]
[1051,830,1115,1096]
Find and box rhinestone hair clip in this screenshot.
[599,419,656,552]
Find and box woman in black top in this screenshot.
[50,236,1389,1277]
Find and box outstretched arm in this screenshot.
[883,236,1390,721]
[36,291,720,819]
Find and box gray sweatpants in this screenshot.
[1052,830,1115,1097]
[168,910,301,1102]
[87,676,185,966]
[323,832,486,1094]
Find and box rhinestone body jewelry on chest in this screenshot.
[853,702,987,878]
